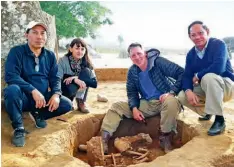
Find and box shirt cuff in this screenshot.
[54,91,62,98]
[185,89,192,93]
[195,73,200,80]
[169,90,176,96]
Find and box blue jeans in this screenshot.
[4,84,73,129]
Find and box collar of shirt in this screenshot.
[195,38,209,59]
[25,43,46,58]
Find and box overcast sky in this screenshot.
[96,1,234,49]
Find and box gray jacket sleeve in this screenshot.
[57,58,64,80]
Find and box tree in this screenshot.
[40,1,113,39]
[223,37,234,51]
[223,37,234,59]
[117,35,124,46]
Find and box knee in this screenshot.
[4,84,22,99]
[177,90,188,105]
[65,98,73,112]
[201,73,219,85]
[60,96,73,112]
[110,101,122,111]
[62,83,78,100]
[108,101,129,116]
[164,96,179,106]
[79,68,92,79]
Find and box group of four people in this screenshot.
[4,21,234,154]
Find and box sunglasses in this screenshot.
[34,57,39,72]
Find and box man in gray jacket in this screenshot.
[100,43,184,154]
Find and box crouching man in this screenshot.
[4,21,72,147]
[100,43,184,153]
[178,21,234,136]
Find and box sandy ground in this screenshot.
[1,81,234,167]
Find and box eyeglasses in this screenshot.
[34,57,39,72]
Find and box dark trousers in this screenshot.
[61,67,96,101]
[61,83,89,102]
[4,84,73,129]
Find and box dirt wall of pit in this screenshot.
[95,68,128,81]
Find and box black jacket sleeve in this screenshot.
[156,57,185,94]
[126,67,140,111]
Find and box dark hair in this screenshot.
[65,38,94,69]
[127,42,142,54]
[188,21,209,35]
[26,29,30,34]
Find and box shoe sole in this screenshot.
[198,116,212,121]
[198,118,211,121]
[78,108,90,113]
[12,138,25,147]
[207,126,226,136]
[28,113,46,129]
[13,142,25,147]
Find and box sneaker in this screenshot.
[12,128,29,147]
[29,111,47,128]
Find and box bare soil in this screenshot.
[1,81,234,167]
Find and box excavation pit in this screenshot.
[74,115,198,167]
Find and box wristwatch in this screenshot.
[169,90,176,96]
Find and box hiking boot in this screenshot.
[29,111,47,128]
[12,128,29,147]
[101,130,111,155]
[159,132,173,153]
[76,98,90,113]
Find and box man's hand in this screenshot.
[159,93,174,103]
[46,94,60,112]
[74,78,86,89]
[63,76,78,85]
[185,90,199,106]
[192,76,199,85]
[32,89,46,109]
[132,107,145,122]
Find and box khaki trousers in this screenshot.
[101,96,181,136]
[178,73,234,116]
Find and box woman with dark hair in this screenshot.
[58,38,97,113]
